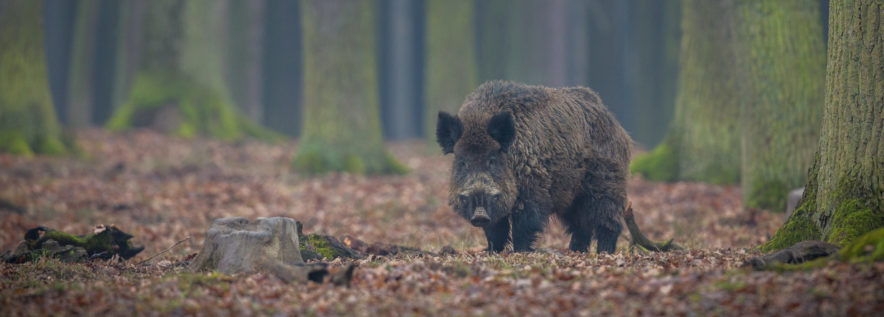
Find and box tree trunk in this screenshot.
[293,0,406,174]
[629,0,680,148]
[424,0,478,141]
[586,0,635,132]
[760,0,884,251]
[630,0,741,184]
[107,0,269,140]
[228,0,265,123]
[43,0,78,125]
[733,0,826,211]
[0,0,69,155]
[110,0,143,120]
[378,0,424,140]
[262,0,302,136]
[91,0,124,125]
[67,0,100,128]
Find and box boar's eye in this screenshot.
[458,194,469,205]
[487,157,496,166]
[457,160,467,169]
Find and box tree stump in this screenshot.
[189,217,350,284]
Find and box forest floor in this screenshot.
[1,130,882,316]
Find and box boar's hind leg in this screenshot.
[595,223,621,254]
[512,210,546,252]
[483,219,511,252]
[563,196,594,252]
[583,158,627,254]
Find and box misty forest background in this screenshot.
[4,0,884,314]
[6,0,883,249]
[19,0,832,210]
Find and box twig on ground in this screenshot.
[138,236,191,265]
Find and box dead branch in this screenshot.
[624,201,684,252]
[138,236,191,265]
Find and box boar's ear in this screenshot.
[436,111,463,154]
[487,111,515,152]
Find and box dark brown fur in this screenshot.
[437,81,631,253]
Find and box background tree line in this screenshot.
[4,0,871,217]
[38,0,686,143]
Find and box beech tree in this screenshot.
[733,0,826,211]
[292,0,405,174]
[630,0,742,184]
[424,0,478,140]
[760,0,883,251]
[106,0,268,140]
[0,0,70,155]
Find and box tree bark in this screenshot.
[733,0,826,211]
[66,0,100,128]
[378,0,424,140]
[760,0,884,251]
[630,0,742,184]
[228,0,265,123]
[629,0,680,148]
[0,0,69,155]
[107,0,270,140]
[43,0,78,125]
[424,0,478,141]
[293,0,405,174]
[262,0,303,137]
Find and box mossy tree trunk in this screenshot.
[64,0,124,127]
[90,0,124,125]
[630,0,742,184]
[109,0,145,124]
[629,0,680,148]
[44,0,78,125]
[292,0,405,175]
[66,0,100,128]
[107,0,269,140]
[424,0,478,141]
[262,0,302,137]
[378,0,425,140]
[733,0,826,211]
[760,0,884,251]
[227,0,265,123]
[0,0,69,156]
[474,0,541,84]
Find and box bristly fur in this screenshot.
[437,80,632,253]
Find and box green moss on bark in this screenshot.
[758,206,821,252]
[734,0,825,211]
[108,0,278,142]
[837,228,884,263]
[293,142,407,175]
[765,228,884,271]
[828,200,884,248]
[294,0,406,175]
[0,131,33,156]
[107,72,269,140]
[0,0,70,156]
[630,141,678,182]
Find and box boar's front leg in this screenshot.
[483,219,511,252]
[511,209,546,252]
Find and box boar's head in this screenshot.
[436,111,517,227]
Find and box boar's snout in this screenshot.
[458,190,502,227]
[470,207,491,227]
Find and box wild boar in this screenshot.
[436,81,631,253]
